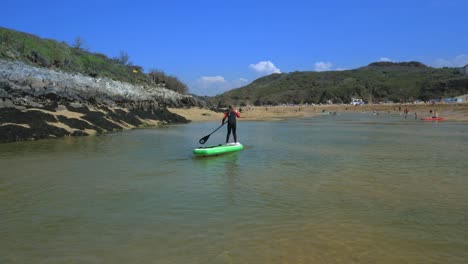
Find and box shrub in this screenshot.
[149,69,188,94]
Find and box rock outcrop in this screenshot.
[0,60,205,143]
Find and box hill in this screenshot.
[211,62,468,107]
[0,26,187,94]
[0,28,203,143]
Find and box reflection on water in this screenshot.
[1,113,468,263]
[195,152,241,207]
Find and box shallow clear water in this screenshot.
[1,113,467,263]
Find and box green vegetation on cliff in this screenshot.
[0,27,188,94]
[212,62,468,106]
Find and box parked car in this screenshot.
[351,98,364,105]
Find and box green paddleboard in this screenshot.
[194,142,244,156]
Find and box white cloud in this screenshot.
[434,54,468,67]
[190,76,250,96]
[199,75,226,84]
[314,61,333,72]
[249,60,281,75]
[380,57,392,62]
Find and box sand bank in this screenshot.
[168,103,468,122]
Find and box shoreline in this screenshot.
[169,103,468,122]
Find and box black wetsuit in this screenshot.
[226,111,238,143]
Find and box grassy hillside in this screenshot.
[211,62,468,107]
[0,27,188,93]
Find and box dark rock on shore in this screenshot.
[70,130,89,137]
[56,115,100,131]
[0,125,37,142]
[0,108,70,143]
[81,111,123,131]
[0,60,201,143]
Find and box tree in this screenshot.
[148,69,166,83]
[148,69,188,94]
[165,75,188,94]
[72,37,86,50]
[117,51,130,65]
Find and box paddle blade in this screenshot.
[199,135,210,144]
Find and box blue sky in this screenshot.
[2,0,468,95]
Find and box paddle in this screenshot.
[199,122,226,144]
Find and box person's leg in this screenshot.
[226,124,232,143]
[232,123,237,143]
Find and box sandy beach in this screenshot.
[169,103,468,122]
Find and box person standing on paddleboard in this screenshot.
[222,105,240,143]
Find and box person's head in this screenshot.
[229,105,234,111]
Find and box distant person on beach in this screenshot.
[222,105,240,143]
[415,112,417,120]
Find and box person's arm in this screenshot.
[235,110,240,118]
[222,112,228,124]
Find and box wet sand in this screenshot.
[169,103,468,122]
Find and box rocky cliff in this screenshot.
[0,60,204,143]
